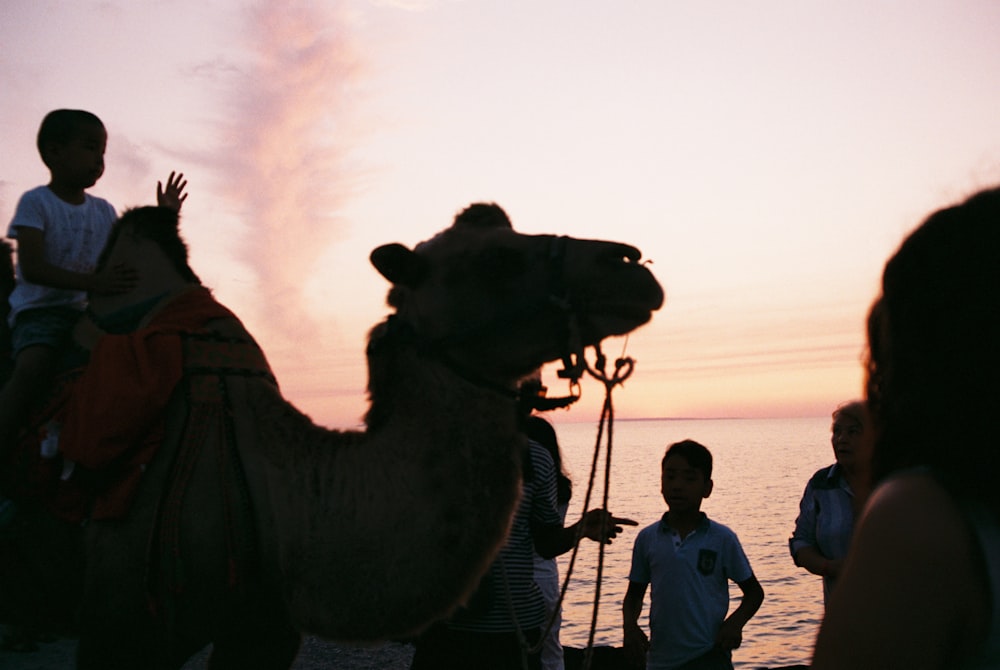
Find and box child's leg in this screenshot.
[0,345,58,516]
[0,306,79,453]
[0,344,59,447]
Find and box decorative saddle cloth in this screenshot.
[4,286,274,522]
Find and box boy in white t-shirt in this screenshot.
[0,109,185,517]
[623,440,764,670]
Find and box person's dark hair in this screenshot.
[37,109,104,163]
[97,206,201,284]
[662,439,713,481]
[863,297,884,420]
[523,415,572,505]
[868,185,1000,506]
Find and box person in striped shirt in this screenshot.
[410,421,636,670]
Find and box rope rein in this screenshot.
[510,339,635,670]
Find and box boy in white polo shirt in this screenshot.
[623,440,764,670]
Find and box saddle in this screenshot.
[1,287,274,522]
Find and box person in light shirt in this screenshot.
[789,400,873,605]
[623,440,764,670]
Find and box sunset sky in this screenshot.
[3,0,999,428]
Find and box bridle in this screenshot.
[372,234,594,406]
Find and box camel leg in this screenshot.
[206,619,300,670]
[75,518,202,670]
[76,623,176,670]
[77,601,212,670]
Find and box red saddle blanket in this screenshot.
[6,286,273,521]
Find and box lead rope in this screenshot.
[511,338,635,670]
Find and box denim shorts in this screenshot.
[10,306,83,358]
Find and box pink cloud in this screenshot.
[216,1,365,351]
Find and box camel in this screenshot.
[0,202,663,669]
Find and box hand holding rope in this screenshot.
[525,338,638,670]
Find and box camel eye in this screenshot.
[441,246,526,291]
[476,247,525,286]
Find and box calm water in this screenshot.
[549,416,833,669]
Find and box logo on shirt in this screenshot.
[697,549,717,575]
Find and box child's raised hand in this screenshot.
[89,262,138,296]
[157,171,188,212]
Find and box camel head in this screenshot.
[369,203,664,386]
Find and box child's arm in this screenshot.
[15,227,137,294]
[622,580,649,669]
[716,575,764,650]
[156,172,188,212]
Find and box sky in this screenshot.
[2,0,1000,428]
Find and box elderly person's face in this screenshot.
[831,412,869,470]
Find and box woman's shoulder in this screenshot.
[871,468,943,497]
[869,470,954,512]
[863,470,989,616]
[812,469,990,668]
[862,470,962,539]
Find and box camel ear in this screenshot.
[370,243,427,287]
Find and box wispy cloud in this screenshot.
[365,0,460,10]
[212,1,364,356]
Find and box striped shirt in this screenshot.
[449,440,562,633]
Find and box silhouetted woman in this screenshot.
[813,186,1000,669]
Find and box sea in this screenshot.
[548,416,833,669]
